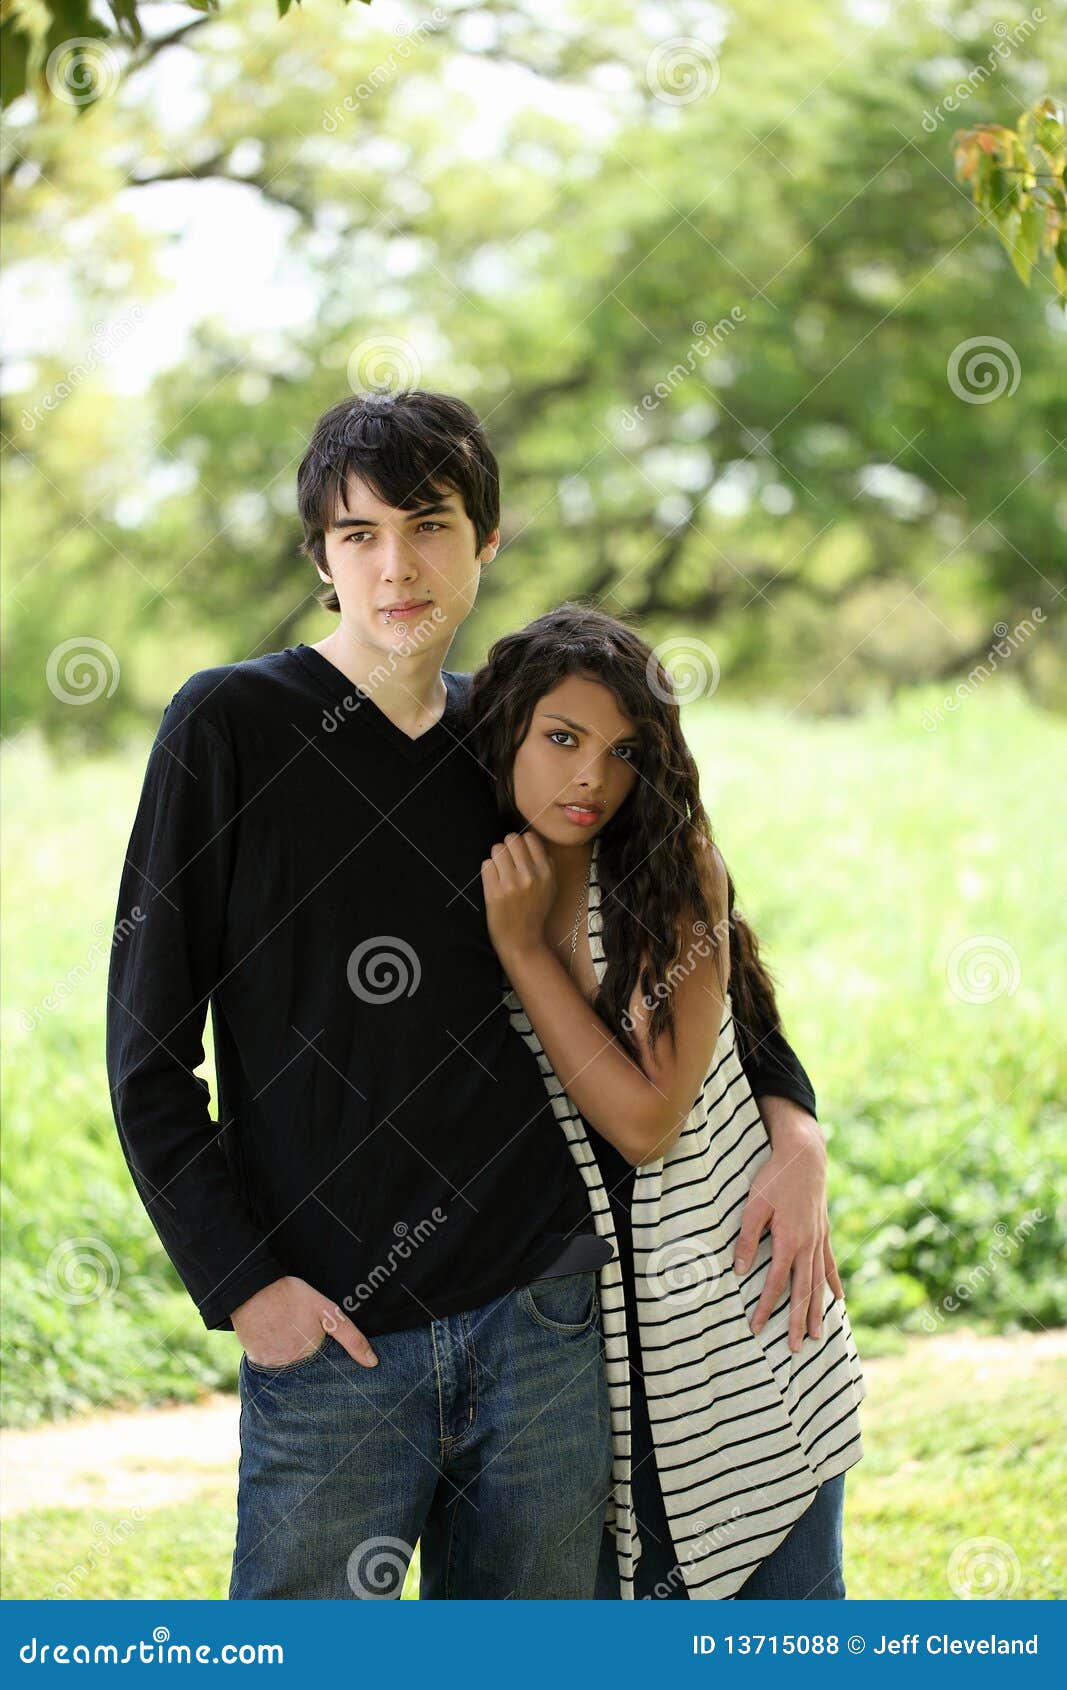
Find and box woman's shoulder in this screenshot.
[689,835,729,928]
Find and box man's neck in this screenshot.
[310,628,450,737]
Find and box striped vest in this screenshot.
[505,833,866,1598]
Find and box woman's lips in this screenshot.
[559,803,602,827]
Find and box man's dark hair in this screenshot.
[296,389,501,613]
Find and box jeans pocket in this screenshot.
[242,1328,331,1376]
[519,1270,599,1335]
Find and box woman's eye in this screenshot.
[548,730,576,748]
[614,745,637,762]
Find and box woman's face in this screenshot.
[509,674,641,845]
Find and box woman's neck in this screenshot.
[536,833,593,915]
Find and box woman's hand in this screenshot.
[732,1113,844,1352]
[480,830,557,961]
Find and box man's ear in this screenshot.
[478,527,501,568]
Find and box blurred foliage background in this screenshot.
[3,0,1065,741]
[1,0,1065,1435]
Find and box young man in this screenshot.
[106,389,827,1601]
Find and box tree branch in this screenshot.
[125,154,318,222]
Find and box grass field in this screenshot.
[2,1331,1062,1600]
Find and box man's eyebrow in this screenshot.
[329,497,458,529]
[541,712,639,744]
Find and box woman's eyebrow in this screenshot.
[540,712,639,744]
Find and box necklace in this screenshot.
[566,858,591,975]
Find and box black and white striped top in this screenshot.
[504,834,867,1599]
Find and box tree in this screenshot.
[954,98,1067,307]
[0,0,366,109]
[3,0,1064,742]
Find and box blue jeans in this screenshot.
[594,1346,847,1600]
[595,1472,847,1600]
[732,1475,846,1599]
[229,1271,613,1600]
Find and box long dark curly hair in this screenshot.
[467,602,784,1068]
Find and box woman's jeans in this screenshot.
[594,1350,847,1600]
[229,1270,613,1600]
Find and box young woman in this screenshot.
[468,604,867,1601]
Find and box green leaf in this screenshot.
[1033,109,1065,173]
[0,17,32,110]
[107,0,143,44]
[1006,199,1044,287]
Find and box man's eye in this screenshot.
[418,521,445,532]
[345,532,372,544]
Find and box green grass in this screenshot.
[1,678,1064,1427]
[2,1336,1060,1600]
[846,1339,1065,1598]
[0,1493,420,1601]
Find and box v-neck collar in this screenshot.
[290,643,465,765]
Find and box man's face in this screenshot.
[510,674,641,846]
[318,472,499,655]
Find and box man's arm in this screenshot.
[730,990,844,1348]
[105,684,288,1330]
[733,1011,819,1126]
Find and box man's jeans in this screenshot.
[229,1271,613,1600]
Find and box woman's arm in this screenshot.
[485,831,844,1351]
[482,831,730,1167]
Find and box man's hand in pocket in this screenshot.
[231,1275,379,1368]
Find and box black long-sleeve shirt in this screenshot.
[106,645,816,1334]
